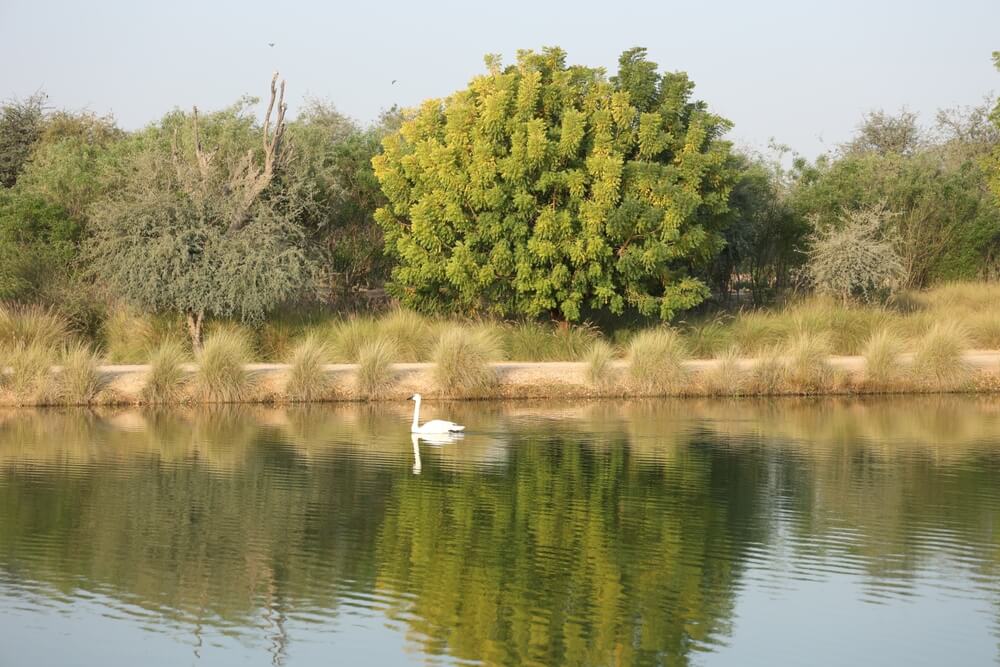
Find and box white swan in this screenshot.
[409,393,465,434]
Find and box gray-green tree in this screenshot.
[373,47,737,322]
[86,75,316,348]
[0,93,47,188]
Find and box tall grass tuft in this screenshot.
[912,321,971,391]
[329,316,378,362]
[431,327,502,397]
[862,329,904,391]
[142,340,189,404]
[1,342,57,405]
[355,336,398,399]
[0,303,72,349]
[700,347,745,396]
[583,339,616,389]
[379,309,438,361]
[682,317,734,358]
[102,305,156,362]
[784,330,833,393]
[503,321,600,361]
[284,334,332,402]
[626,328,688,395]
[746,347,786,396]
[58,343,103,405]
[194,330,253,403]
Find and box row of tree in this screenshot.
[1,48,999,345]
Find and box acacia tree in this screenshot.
[373,47,736,321]
[87,74,315,348]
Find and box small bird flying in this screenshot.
[391,79,397,85]
[268,42,275,48]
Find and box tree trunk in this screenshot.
[186,311,204,352]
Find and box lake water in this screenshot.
[1,398,999,666]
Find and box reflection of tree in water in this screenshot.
[375,426,768,666]
[0,399,999,664]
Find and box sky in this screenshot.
[1,0,998,158]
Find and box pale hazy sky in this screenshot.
[2,0,998,158]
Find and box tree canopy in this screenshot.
[373,47,737,321]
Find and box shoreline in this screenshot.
[3,351,1000,406]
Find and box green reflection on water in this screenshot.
[1,397,999,666]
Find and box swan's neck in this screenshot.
[411,398,421,431]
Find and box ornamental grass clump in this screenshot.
[862,329,905,391]
[0,303,72,349]
[700,347,745,396]
[431,327,502,398]
[355,336,398,399]
[102,305,157,363]
[583,339,616,390]
[284,334,332,402]
[626,329,689,396]
[142,340,189,404]
[58,343,104,405]
[745,347,786,396]
[503,321,600,361]
[1,342,57,405]
[784,330,834,393]
[912,321,971,391]
[329,316,378,362]
[378,309,438,361]
[194,331,253,403]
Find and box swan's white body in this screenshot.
[410,394,465,434]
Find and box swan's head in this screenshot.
[409,393,422,401]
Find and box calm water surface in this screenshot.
[1,398,999,666]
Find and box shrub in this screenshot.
[862,329,904,390]
[804,204,904,304]
[583,340,616,389]
[194,331,253,403]
[284,334,332,402]
[379,309,438,361]
[626,329,688,395]
[431,327,502,397]
[912,321,970,390]
[141,340,188,404]
[58,342,103,404]
[356,336,398,399]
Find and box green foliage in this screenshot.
[430,327,501,397]
[284,334,332,402]
[0,93,46,188]
[287,102,394,304]
[85,88,317,348]
[373,47,736,322]
[355,336,397,398]
[141,340,188,404]
[626,328,688,395]
[194,330,253,403]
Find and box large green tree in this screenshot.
[373,47,736,321]
[86,76,316,347]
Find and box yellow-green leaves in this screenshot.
[373,47,736,321]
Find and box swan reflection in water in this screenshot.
[410,431,466,474]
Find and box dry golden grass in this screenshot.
[583,340,617,389]
[284,335,332,402]
[355,336,398,399]
[699,347,745,396]
[911,321,971,391]
[626,329,688,396]
[431,327,502,397]
[58,343,104,405]
[862,329,905,391]
[194,331,253,403]
[142,340,189,404]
